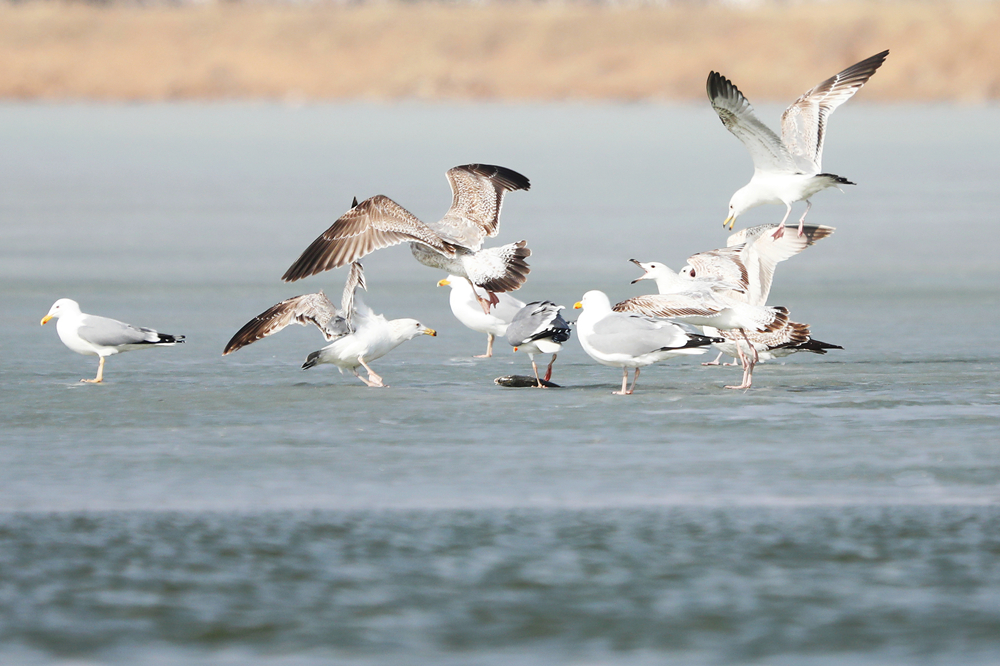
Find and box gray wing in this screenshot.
[587,312,691,357]
[707,71,797,174]
[77,315,161,347]
[505,301,570,347]
[282,195,455,283]
[780,50,889,171]
[340,261,367,325]
[431,164,531,250]
[223,291,347,355]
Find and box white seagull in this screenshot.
[708,50,888,238]
[224,262,436,387]
[504,301,572,387]
[618,261,789,389]
[437,276,525,358]
[282,164,531,314]
[41,299,184,383]
[574,290,719,395]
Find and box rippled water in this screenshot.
[1,103,998,665]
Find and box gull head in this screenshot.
[390,319,437,342]
[725,187,758,230]
[574,290,612,313]
[41,298,81,325]
[629,259,674,284]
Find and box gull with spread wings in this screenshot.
[224,262,436,388]
[281,164,531,314]
[708,50,888,238]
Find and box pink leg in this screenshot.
[771,204,793,239]
[474,333,494,358]
[612,367,629,395]
[543,354,557,382]
[796,200,813,237]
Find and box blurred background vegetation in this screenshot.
[0,0,997,101]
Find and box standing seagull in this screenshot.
[504,301,571,387]
[224,262,436,387]
[574,290,719,395]
[282,164,531,314]
[41,299,184,383]
[708,50,888,237]
[437,276,525,358]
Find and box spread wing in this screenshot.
[339,260,367,326]
[614,293,725,320]
[223,291,347,356]
[725,224,836,305]
[707,71,797,174]
[431,164,531,251]
[282,195,454,283]
[780,49,889,172]
[684,246,750,295]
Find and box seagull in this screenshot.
[504,301,572,388]
[574,290,720,395]
[224,262,436,387]
[437,276,525,358]
[224,260,367,355]
[281,164,531,314]
[40,298,184,383]
[708,50,888,238]
[679,223,835,306]
[617,262,789,389]
[672,223,838,373]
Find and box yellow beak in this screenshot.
[724,215,735,230]
[423,328,437,337]
[41,315,53,325]
[436,279,450,287]
[573,302,583,309]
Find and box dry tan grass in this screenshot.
[1,1,998,101]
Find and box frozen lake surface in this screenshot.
[1,102,998,665]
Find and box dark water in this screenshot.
[1,103,998,664]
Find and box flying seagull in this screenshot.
[281,164,531,314]
[708,50,888,238]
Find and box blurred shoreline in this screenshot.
[1,1,998,102]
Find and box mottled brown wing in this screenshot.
[613,294,724,319]
[223,291,344,356]
[685,246,750,294]
[282,195,454,282]
[433,164,531,250]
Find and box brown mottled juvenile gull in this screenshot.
[224,262,435,387]
[41,299,184,384]
[708,50,888,237]
[281,164,531,313]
